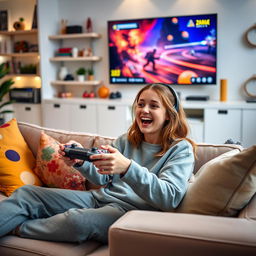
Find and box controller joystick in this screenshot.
[63,145,109,161]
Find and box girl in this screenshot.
[0,83,195,244]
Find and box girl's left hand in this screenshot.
[90,145,131,175]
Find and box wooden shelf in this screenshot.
[51,80,101,86]
[48,32,101,40]
[0,52,39,57]
[0,29,38,36]
[49,56,101,62]
[6,73,40,78]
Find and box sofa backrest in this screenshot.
[18,122,243,175]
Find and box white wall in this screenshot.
[2,0,256,101]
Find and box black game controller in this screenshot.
[63,144,109,161]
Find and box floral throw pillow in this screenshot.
[33,132,86,190]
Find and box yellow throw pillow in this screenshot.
[176,146,256,217]
[33,132,86,190]
[0,118,42,196]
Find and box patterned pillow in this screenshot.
[33,132,86,190]
[0,118,42,196]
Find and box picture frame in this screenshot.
[0,9,8,31]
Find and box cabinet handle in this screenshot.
[218,110,228,114]
[80,105,87,109]
[25,107,31,111]
[108,106,116,110]
[54,104,60,108]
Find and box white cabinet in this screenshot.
[42,100,132,137]
[204,108,242,144]
[43,102,70,130]
[97,104,131,137]
[187,118,204,143]
[13,103,42,126]
[242,109,256,148]
[70,103,97,133]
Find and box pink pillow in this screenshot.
[33,132,86,190]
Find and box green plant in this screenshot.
[0,63,15,118]
[88,68,94,75]
[76,67,86,75]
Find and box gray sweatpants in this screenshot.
[0,185,126,243]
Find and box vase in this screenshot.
[59,66,68,80]
[77,75,85,82]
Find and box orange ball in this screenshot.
[178,70,198,84]
[98,85,110,98]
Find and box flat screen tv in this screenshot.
[108,13,217,85]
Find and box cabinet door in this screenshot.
[97,105,131,137]
[204,109,241,144]
[43,103,70,130]
[13,104,42,126]
[70,104,97,133]
[242,109,256,147]
[187,118,204,143]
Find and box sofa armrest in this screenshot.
[109,210,256,256]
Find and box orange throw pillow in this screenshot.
[33,132,86,190]
[0,118,42,196]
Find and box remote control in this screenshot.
[63,144,109,161]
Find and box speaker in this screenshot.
[220,79,228,102]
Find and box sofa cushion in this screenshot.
[0,119,42,196]
[33,132,86,190]
[239,193,256,220]
[176,146,256,217]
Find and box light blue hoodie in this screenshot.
[75,134,194,212]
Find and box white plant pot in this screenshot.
[77,75,85,82]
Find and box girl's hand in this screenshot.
[90,145,131,175]
[58,140,84,167]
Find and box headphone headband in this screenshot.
[154,83,179,112]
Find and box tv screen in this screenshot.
[108,14,217,85]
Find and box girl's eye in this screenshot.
[138,102,144,107]
[150,104,159,109]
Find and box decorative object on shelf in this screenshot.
[87,67,94,81]
[72,47,78,58]
[109,91,122,99]
[58,66,68,80]
[31,4,38,29]
[14,41,29,53]
[66,25,82,34]
[0,9,8,31]
[56,47,72,57]
[58,92,73,98]
[28,44,39,52]
[0,63,14,124]
[60,19,68,34]
[64,74,74,81]
[83,47,93,57]
[220,79,228,102]
[13,17,25,31]
[245,24,256,47]
[86,17,92,33]
[97,84,110,98]
[76,67,86,82]
[242,74,256,101]
[83,90,95,98]
[20,64,37,74]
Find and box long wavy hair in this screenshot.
[127,83,196,156]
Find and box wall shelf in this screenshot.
[48,32,101,40]
[49,56,101,62]
[51,80,101,86]
[0,29,38,36]
[0,53,39,57]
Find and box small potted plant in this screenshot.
[76,67,86,82]
[0,63,14,124]
[88,67,94,81]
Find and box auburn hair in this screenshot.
[127,83,196,156]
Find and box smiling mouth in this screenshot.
[141,118,153,125]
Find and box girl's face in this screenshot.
[135,89,168,144]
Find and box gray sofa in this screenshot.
[0,121,255,256]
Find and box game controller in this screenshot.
[63,144,109,161]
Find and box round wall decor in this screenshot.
[243,75,256,98]
[245,24,256,47]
